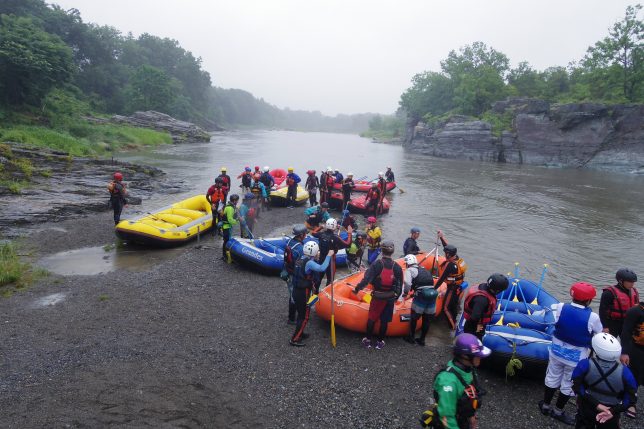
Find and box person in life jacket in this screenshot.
[318,168,329,204]
[435,230,468,330]
[572,333,638,429]
[539,282,604,426]
[253,166,260,175]
[352,241,402,350]
[217,167,231,202]
[290,241,334,347]
[620,300,644,419]
[600,268,639,337]
[365,216,382,265]
[312,218,352,286]
[259,166,274,211]
[304,170,319,206]
[250,173,266,217]
[206,177,227,236]
[346,231,367,272]
[285,167,301,208]
[341,209,357,231]
[402,254,438,347]
[385,166,395,183]
[341,172,355,207]
[238,193,257,238]
[462,274,509,339]
[364,183,381,216]
[283,224,307,325]
[376,171,387,213]
[304,202,330,231]
[403,227,421,256]
[237,167,253,193]
[324,167,335,203]
[108,172,128,225]
[220,194,239,261]
[423,333,490,429]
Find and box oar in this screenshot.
[495,280,517,326]
[431,232,440,277]
[512,263,520,302]
[514,276,532,315]
[330,256,337,348]
[531,264,549,305]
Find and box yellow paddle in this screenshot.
[495,281,518,326]
[330,256,337,348]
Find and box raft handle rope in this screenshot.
[505,341,523,380]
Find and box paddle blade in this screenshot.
[531,297,538,305]
[331,315,336,348]
[495,315,504,326]
[362,292,372,304]
[307,294,319,307]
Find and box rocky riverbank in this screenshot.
[1,206,641,428]
[405,99,644,174]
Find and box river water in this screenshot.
[117,130,644,302]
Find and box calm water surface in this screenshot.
[118,130,644,301]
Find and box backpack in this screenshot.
[283,240,301,274]
[107,181,115,193]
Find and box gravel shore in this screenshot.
[1,206,641,428]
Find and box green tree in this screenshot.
[508,61,545,97]
[399,71,453,121]
[124,65,178,113]
[0,15,74,105]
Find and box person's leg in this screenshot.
[291,288,310,344]
[287,277,296,323]
[378,321,388,342]
[417,314,431,346]
[405,311,419,343]
[113,200,123,225]
[222,228,231,259]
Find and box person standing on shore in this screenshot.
[538,282,603,426]
[237,167,252,193]
[352,241,402,350]
[461,274,509,339]
[572,333,638,429]
[289,242,334,347]
[403,227,421,256]
[436,230,468,330]
[319,168,329,205]
[283,225,307,326]
[221,194,239,261]
[305,170,319,206]
[313,218,352,286]
[108,172,127,225]
[259,166,274,211]
[422,333,489,429]
[599,268,638,337]
[402,254,437,347]
[238,193,256,238]
[217,167,231,202]
[206,177,226,236]
[285,167,301,208]
[620,300,644,419]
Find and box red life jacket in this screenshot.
[326,175,335,187]
[463,286,497,324]
[604,285,639,320]
[287,177,295,186]
[208,186,225,203]
[366,189,380,201]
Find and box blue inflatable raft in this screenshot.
[226,235,348,274]
[456,277,559,375]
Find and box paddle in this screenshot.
[330,255,337,348]
[531,264,549,305]
[431,232,440,278]
[512,263,520,302]
[495,280,517,326]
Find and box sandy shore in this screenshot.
[0,206,641,428]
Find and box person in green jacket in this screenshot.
[421,333,490,429]
[221,194,239,261]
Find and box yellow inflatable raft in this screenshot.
[115,195,212,247]
[270,185,309,206]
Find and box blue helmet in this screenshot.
[410,227,421,234]
[245,167,251,172]
[244,193,254,200]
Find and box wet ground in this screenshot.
[1,207,642,428]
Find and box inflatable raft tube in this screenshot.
[270,185,309,206]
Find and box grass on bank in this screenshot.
[0,241,48,297]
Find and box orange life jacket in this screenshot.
[440,258,467,287]
[209,186,225,203]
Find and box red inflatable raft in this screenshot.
[332,180,396,193]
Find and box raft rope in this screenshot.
[505,340,523,380]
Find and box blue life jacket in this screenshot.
[293,256,314,289]
[554,303,593,347]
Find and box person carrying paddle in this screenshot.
[221,194,240,261]
[538,282,603,426]
[403,227,421,256]
[238,193,257,238]
[436,231,468,330]
[290,242,334,347]
[376,171,387,213]
[341,173,355,206]
[364,183,381,217]
[421,333,489,429]
[365,216,382,265]
[283,225,308,326]
[312,218,352,286]
[600,268,639,337]
[352,241,402,350]
[402,254,438,347]
[206,177,226,236]
[108,172,128,225]
[462,274,509,339]
[571,333,638,429]
[305,170,319,206]
[620,300,644,419]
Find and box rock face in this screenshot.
[88,111,213,143]
[405,99,644,173]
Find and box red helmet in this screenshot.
[307,170,314,175]
[367,216,377,224]
[254,166,260,171]
[113,172,123,181]
[570,282,596,301]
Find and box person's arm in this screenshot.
[435,262,457,288]
[468,295,489,323]
[620,306,638,358]
[571,359,593,402]
[403,269,414,294]
[589,312,604,335]
[306,254,332,273]
[618,366,638,411]
[438,229,448,247]
[434,373,461,429]
[354,262,380,292]
[393,264,404,297]
[334,232,352,248]
[598,289,613,328]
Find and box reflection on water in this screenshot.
[117,130,644,301]
[38,245,186,276]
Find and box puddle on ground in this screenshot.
[33,292,67,307]
[37,245,186,276]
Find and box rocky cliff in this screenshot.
[405,99,644,173]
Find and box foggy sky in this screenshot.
[50,0,636,115]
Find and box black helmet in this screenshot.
[356,231,367,239]
[292,224,308,236]
[321,202,329,209]
[381,240,395,255]
[444,244,457,256]
[616,268,637,283]
[229,194,240,202]
[487,273,509,293]
[215,177,223,184]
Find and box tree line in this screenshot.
[0,0,374,132]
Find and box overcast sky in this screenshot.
[50,0,636,116]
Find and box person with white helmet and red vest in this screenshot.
[108,172,127,225]
[352,240,403,350]
[376,171,387,212]
[285,167,301,208]
[462,274,509,339]
[599,268,639,337]
[289,241,335,347]
[312,217,352,286]
[538,282,604,426]
[572,333,638,428]
[402,254,438,347]
[304,170,319,206]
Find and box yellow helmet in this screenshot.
[288,167,294,172]
[221,166,227,172]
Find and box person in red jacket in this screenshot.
[364,183,381,216]
[206,178,227,236]
[600,268,638,337]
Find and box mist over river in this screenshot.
[117,130,644,302]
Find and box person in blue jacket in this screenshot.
[285,167,301,208]
[572,333,638,429]
[290,241,334,347]
[259,166,274,211]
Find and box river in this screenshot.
[117,130,644,302]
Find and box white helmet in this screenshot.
[404,254,418,266]
[592,333,621,361]
[303,241,319,257]
[327,166,333,172]
[325,218,338,231]
[347,172,354,176]
[378,171,384,177]
[263,166,270,172]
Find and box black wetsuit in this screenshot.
[403,237,420,255]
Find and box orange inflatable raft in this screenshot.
[315,252,447,336]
